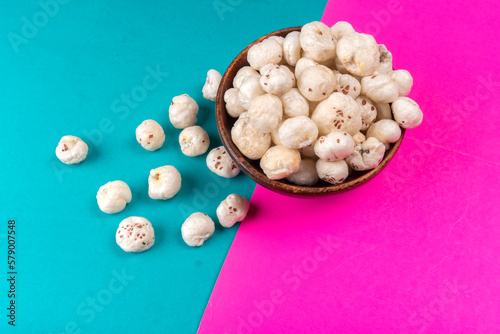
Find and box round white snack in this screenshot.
[216,194,250,228]
[295,57,318,79]
[391,97,423,129]
[55,135,88,164]
[202,69,222,102]
[247,94,283,133]
[233,66,259,89]
[374,44,393,75]
[260,145,301,180]
[231,112,271,160]
[330,21,355,41]
[287,158,319,186]
[116,216,155,253]
[238,74,265,110]
[355,96,377,130]
[361,74,399,103]
[316,159,349,185]
[247,38,283,70]
[390,70,413,97]
[169,94,199,129]
[336,33,380,76]
[346,137,386,171]
[311,92,362,136]
[136,119,165,151]
[224,88,246,118]
[278,116,318,149]
[181,212,215,247]
[280,88,309,117]
[314,131,355,161]
[297,64,336,101]
[96,180,132,214]
[337,73,361,99]
[299,141,318,159]
[206,146,240,178]
[352,131,366,145]
[259,64,294,95]
[373,101,392,121]
[283,31,301,66]
[148,165,182,200]
[366,119,402,147]
[300,21,336,62]
[179,126,210,157]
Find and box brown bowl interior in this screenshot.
[215,26,405,196]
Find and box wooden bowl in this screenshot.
[215,26,405,196]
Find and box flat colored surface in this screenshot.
[0,1,325,333]
[199,0,500,333]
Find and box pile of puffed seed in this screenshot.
[226,21,423,185]
[55,67,246,252]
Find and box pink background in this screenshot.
[199,0,500,333]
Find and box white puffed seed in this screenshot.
[148,166,182,200]
[314,131,355,161]
[181,213,215,247]
[259,64,294,95]
[294,57,318,79]
[311,92,362,136]
[280,88,309,117]
[233,66,259,89]
[346,137,386,171]
[278,116,318,149]
[178,126,210,157]
[247,38,283,70]
[390,70,413,97]
[248,94,283,133]
[352,132,366,145]
[361,74,399,103]
[260,145,301,180]
[238,74,265,110]
[136,119,165,151]
[336,33,380,76]
[169,94,199,129]
[206,146,240,178]
[297,64,337,101]
[366,119,402,148]
[224,88,246,118]
[287,158,319,186]
[330,21,355,41]
[116,216,154,253]
[216,194,250,228]
[391,97,423,129]
[231,112,271,160]
[374,44,393,75]
[96,181,132,214]
[56,135,88,164]
[355,96,377,130]
[316,159,349,185]
[283,31,301,66]
[373,101,392,121]
[336,73,361,98]
[202,69,222,102]
[300,21,336,62]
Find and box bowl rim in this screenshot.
[215,26,405,196]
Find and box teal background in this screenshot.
[0,1,326,333]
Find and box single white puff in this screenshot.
[216,194,250,228]
[238,74,265,110]
[346,137,386,171]
[355,96,377,130]
[233,66,259,90]
[260,145,301,180]
[330,21,355,41]
[300,21,336,62]
[202,69,222,102]
[179,126,210,157]
[297,64,337,101]
[336,33,380,76]
[136,119,165,151]
[391,97,423,129]
[316,159,349,185]
[283,31,301,66]
[148,165,182,200]
[278,116,318,149]
[280,88,309,117]
[116,216,155,253]
[361,74,399,103]
[231,112,271,160]
[206,146,240,178]
[287,158,319,186]
[224,88,246,118]
[390,70,413,97]
[366,119,402,148]
[169,94,199,129]
[311,92,362,136]
[259,64,294,95]
[314,131,355,161]
[181,212,215,247]
[247,38,283,71]
[97,180,132,214]
[56,135,88,164]
[247,94,283,133]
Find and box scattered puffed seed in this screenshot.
[116,216,154,253]
[202,69,222,102]
[391,97,423,129]
[366,119,402,148]
[336,33,380,76]
[346,137,386,171]
[148,165,182,200]
[260,145,301,180]
[361,74,399,103]
[179,126,210,157]
[314,131,355,161]
[248,94,283,133]
[216,194,250,228]
[181,212,215,247]
[287,158,319,186]
[136,119,165,151]
[278,115,318,149]
[206,146,240,178]
[316,159,349,185]
[231,112,271,160]
[169,94,199,129]
[55,135,88,164]
[96,180,132,214]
